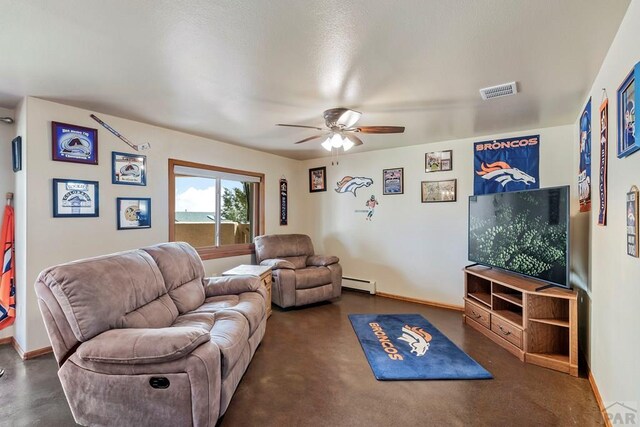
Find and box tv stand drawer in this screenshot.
[465,301,490,329]
[491,316,522,349]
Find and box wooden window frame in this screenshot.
[169,159,265,260]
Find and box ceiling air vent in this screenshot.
[479,82,518,100]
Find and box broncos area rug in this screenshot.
[349,314,492,380]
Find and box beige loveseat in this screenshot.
[254,234,342,308]
[34,242,266,426]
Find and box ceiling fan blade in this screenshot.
[354,126,405,134]
[294,134,325,144]
[277,124,324,131]
[344,133,364,146]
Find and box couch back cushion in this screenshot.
[37,249,176,342]
[254,234,315,264]
[142,242,206,313]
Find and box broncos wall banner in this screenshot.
[473,135,540,195]
[579,98,592,212]
[1,204,16,330]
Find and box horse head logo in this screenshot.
[476,161,536,187]
[335,176,373,196]
[397,325,433,357]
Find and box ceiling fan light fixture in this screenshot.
[321,137,333,151]
[330,133,344,148]
[342,138,355,151]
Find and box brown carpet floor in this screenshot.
[0,290,602,426]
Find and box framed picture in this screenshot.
[117,197,151,230]
[309,166,327,192]
[627,186,639,257]
[617,63,639,158]
[11,136,21,172]
[382,167,404,195]
[421,179,457,203]
[51,122,99,165]
[112,151,147,186]
[53,178,99,217]
[425,150,453,172]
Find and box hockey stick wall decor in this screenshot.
[90,114,151,151]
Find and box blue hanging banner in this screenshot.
[579,98,592,212]
[473,135,540,195]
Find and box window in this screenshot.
[169,159,264,259]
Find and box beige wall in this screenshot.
[16,97,305,351]
[576,0,640,408]
[302,125,577,308]
[0,106,16,340]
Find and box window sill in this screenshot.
[195,244,255,260]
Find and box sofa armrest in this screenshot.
[259,259,295,269]
[204,275,261,297]
[76,326,211,365]
[306,255,339,267]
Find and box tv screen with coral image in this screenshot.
[468,186,570,288]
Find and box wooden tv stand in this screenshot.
[463,265,578,376]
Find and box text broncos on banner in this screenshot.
[473,135,540,195]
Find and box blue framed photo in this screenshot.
[117,197,151,230]
[53,178,99,217]
[52,122,99,165]
[617,63,639,158]
[112,151,147,186]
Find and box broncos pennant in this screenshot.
[473,135,540,195]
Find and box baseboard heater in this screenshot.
[342,276,376,294]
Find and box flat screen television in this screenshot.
[468,186,570,288]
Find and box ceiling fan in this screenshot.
[277,108,405,151]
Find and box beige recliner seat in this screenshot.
[254,234,342,308]
[34,242,266,427]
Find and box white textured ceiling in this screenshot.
[0,1,630,159]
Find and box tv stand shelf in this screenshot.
[463,265,578,376]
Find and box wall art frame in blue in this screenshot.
[53,178,99,218]
[112,151,147,186]
[617,62,639,158]
[51,121,99,165]
[117,197,151,230]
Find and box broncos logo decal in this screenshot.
[476,161,536,187]
[397,325,433,357]
[335,176,373,196]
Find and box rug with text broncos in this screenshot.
[349,314,492,380]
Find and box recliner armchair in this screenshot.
[254,234,342,308]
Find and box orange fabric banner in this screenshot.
[0,204,15,329]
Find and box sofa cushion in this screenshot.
[76,326,211,364]
[117,293,179,329]
[254,234,314,263]
[37,249,171,342]
[295,267,332,290]
[172,311,217,330]
[281,256,307,269]
[142,242,206,313]
[196,293,265,334]
[209,311,250,378]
